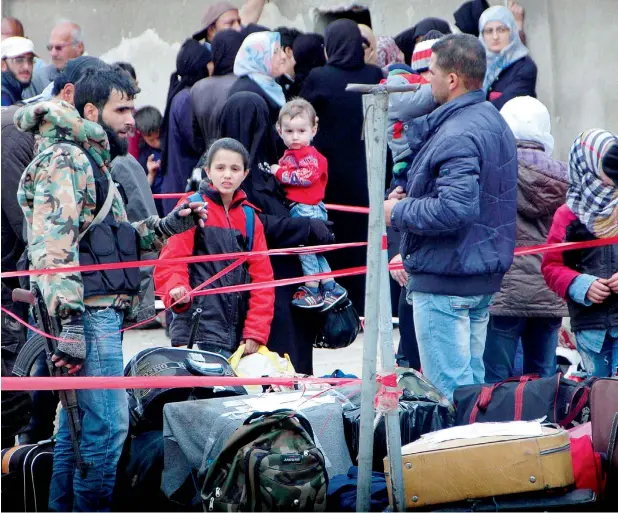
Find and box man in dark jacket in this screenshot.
[1,106,34,446]
[385,34,518,400]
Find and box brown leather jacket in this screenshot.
[491,141,569,318]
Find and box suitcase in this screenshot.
[590,378,618,469]
[427,488,597,512]
[384,424,575,509]
[590,378,618,507]
[1,439,54,512]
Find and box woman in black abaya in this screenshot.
[300,19,383,314]
[394,17,451,66]
[219,92,334,374]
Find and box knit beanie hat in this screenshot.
[602,141,618,186]
[410,30,443,73]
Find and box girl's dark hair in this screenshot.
[206,138,250,169]
[134,105,162,135]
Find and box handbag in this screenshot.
[314,298,361,350]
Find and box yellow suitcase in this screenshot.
[384,424,575,509]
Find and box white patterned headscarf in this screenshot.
[233,31,286,107]
[566,129,618,238]
[478,6,529,92]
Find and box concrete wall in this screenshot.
[3,0,617,160]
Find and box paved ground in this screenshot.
[122,325,401,377]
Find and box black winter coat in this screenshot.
[300,63,383,312]
[1,106,34,355]
[564,220,618,332]
[488,55,538,111]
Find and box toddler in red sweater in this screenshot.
[270,98,348,311]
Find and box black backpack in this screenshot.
[124,347,246,433]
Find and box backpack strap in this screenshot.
[187,192,254,251]
[242,205,255,251]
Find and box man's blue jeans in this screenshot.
[49,307,128,512]
[483,316,561,383]
[409,291,493,401]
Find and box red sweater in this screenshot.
[154,188,274,345]
[275,146,328,205]
[541,204,581,299]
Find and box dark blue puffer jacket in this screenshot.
[391,89,518,296]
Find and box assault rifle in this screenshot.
[12,286,88,477]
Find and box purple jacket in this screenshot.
[491,141,568,317]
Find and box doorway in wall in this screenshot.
[314,4,372,33]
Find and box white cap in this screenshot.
[1,37,37,59]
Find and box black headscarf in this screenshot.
[324,19,365,70]
[241,23,271,39]
[160,38,212,176]
[292,33,326,85]
[219,92,279,193]
[212,29,244,76]
[394,17,452,65]
[454,0,490,36]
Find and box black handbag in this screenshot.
[314,298,361,350]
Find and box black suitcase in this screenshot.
[1,439,54,512]
[425,488,598,512]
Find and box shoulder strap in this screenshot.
[242,205,255,252]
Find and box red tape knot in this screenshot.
[374,373,401,412]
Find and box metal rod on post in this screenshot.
[347,82,412,512]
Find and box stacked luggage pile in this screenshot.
[2,345,617,511]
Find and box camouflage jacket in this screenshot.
[15,99,167,320]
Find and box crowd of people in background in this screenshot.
[2,0,618,509]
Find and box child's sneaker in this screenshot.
[321,283,348,312]
[292,286,325,309]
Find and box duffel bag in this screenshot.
[454,374,595,428]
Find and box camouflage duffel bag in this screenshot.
[201,409,328,512]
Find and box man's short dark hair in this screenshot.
[114,61,137,81]
[74,67,138,117]
[432,34,486,91]
[275,27,302,50]
[134,105,162,135]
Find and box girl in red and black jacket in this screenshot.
[154,138,274,358]
[541,129,618,377]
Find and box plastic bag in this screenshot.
[229,345,296,394]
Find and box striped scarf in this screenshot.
[566,129,618,238]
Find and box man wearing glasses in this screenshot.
[26,21,85,98]
[1,36,36,106]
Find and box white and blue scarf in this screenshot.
[233,31,286,107]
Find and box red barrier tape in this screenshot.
[3,236,617,281]
[0,242,368,279]
[0,375,360,391]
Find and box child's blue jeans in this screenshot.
[290,202,332,278]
